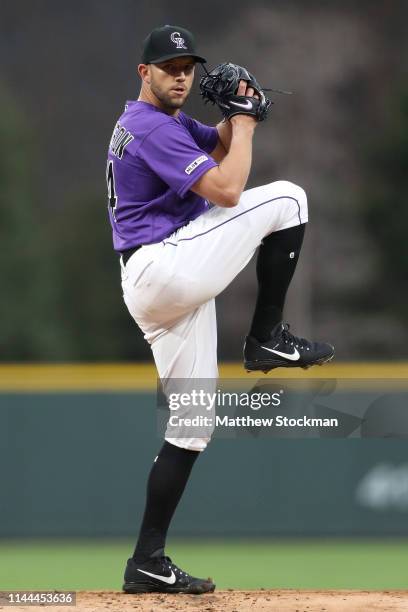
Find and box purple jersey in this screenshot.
[107,100,219,252]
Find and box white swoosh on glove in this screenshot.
[229,99,253,110]
[137,569,176,584]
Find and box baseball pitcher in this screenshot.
[106,24,334,595]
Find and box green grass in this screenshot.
[1,538,408,591]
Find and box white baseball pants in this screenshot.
[121,180,308,451]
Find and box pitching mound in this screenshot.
[10,590,408,611]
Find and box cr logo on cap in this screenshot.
[170,31,187,50]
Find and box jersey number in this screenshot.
[106,160,117,221]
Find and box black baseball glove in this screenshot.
[199,62,272,121]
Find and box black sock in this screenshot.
[249,223,306,342]
[132,441,200,563]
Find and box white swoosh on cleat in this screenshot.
[261,346,300,361]
[137,569,176,584]
[230,99,253,110]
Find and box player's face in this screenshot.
[148,58,195,110]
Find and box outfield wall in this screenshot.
[1,364,408,537]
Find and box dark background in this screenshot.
[2,0,408,362]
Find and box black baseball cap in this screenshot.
[141,24,207,64]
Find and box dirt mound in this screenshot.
[7,590,408,611]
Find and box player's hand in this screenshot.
[229,80,259,128]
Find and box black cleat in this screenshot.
[123,555,216,594]
[244,322,334,373]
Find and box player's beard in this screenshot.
[150,81,189,111]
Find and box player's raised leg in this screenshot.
[157,179,334,372]
[243,210,334,373]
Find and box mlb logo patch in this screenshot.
[185,155,208,175]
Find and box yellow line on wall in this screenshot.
[0,362,407,392]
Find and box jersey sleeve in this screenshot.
[138,120,218,198]
[180,114,219,154]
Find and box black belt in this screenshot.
[120,245,142,266]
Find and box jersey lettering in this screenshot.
[109,122,134,159]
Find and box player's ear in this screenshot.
[138,63,151,84]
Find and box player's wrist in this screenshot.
[230,115,257,132]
